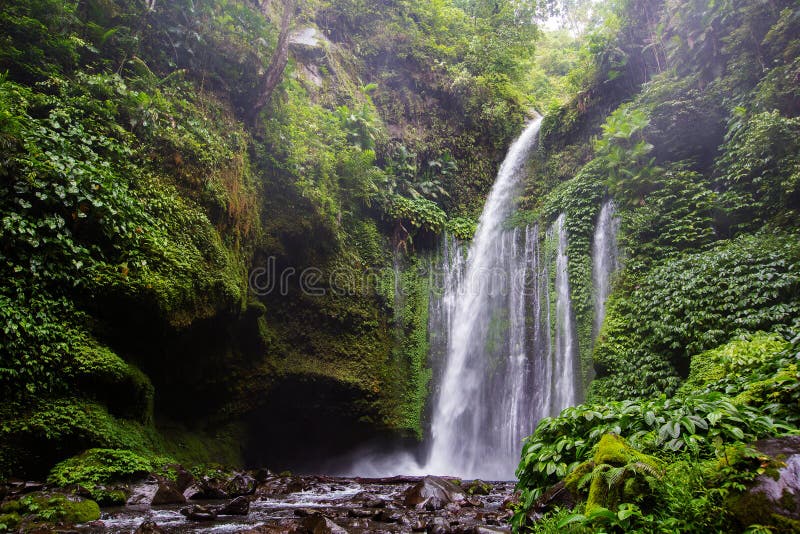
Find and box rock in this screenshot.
[135,520,165,533]
[227,473,257,496]
[180,504,218,521]
[471,527,510,533]
[294,508,320,517]
[299,515,349,534]
[463,496,482,507]
[426,516,451,534]
[731,436,800,528]
[464,480,492,496]
[186,470,254,500]
[527,481,575,520]
[151,479,186,506]
[128,476,185,506]
[354,493,385,508]
[257,475,310,497]
[374,509,403,523]
[347,508,374,518]
[218,496,250,516]
[173,467,195,493]
[404,476,465,511]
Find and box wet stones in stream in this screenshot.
[72,473,514,533]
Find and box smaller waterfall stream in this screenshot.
[592,201,621,336]
[551,213,581,410]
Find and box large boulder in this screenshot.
[403,476,465,511]
[128,476,186,506]
[731,436,800,531]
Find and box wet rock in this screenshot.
[426,516,451,534]
[173,467,195,493]
[128,476,185,506]
[463,496,482,507]
[471,527,510,533]
[134,520,165,533]
[257,475,310,497]
[219,496,250,516]
[443,502,462,514]
[411,519,427,531]
[464,480,492,496]
[527,481,575,520]
[354,493,386,508]
[299,514,348,534]
[185,470,254,500]
[347,508,374,518]
[374,509,403,523]
[294,508,320,517]
[227,473,258,496]
[151,479,186,506]
[404,476,465,511]
[731,436,800,528]
[180,504,218,521]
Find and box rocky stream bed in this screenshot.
[1,473,516,533]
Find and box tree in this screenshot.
[249,0,298,125]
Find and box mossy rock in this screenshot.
[565,434,664,513]
[0,512,21,530]
[15,493,101,525]
[464,480,492,496]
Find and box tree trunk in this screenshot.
[249,0,297,126]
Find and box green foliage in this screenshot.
[592,232,800,401]
[388,195,447,235]
[388,255,434,436]
[715,110,800,226]
[446,216,477,241]
[516,393,788,503]
[48,448,171,504]
[594,104,659,202]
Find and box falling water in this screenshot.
[551,213,580,409]
[425,118,547,480]
[592,200,621,337]
[345,118,584,480]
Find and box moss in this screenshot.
[0,501,20,514]
[594,434,661,469]
[564,460,595,496]
[47,448,170,504]
[18,494,100,524]
[680,333,790,395]
[0,512,20,529]
[567,435,664,514]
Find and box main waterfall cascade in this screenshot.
[342,121,622,480]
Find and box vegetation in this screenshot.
[514,0,800,532]
[0,0,799,533]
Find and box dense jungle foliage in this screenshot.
[1,0,799,532]
[514,0,800,531]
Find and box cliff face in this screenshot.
[0,0,531,476]
[521,0,800,402]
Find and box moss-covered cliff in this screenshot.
[0,0,538,478]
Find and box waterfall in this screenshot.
[592,200,621,337]
[551,213,580,409]
[343,118,584,480]
[425,118,548,480]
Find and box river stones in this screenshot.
[128,476,186,506]
[404,476,465,511]
[218,495,251,515]
[298,514,349,534]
